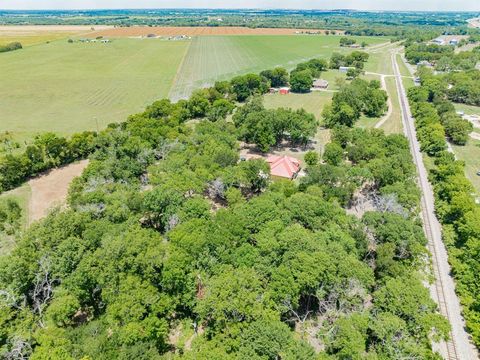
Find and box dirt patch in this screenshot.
[91,26,343,38]
[28,160,89,224]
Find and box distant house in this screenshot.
[279,87,290,95]
[313,79,329,89]
[269,87,279,94]
[417,60,433,68]
[339,66,352,73]
[101,39,111,43]
[266,155,301,179]
[414,77,421,86]
[432,38,445,46]
[349,44,361,48]
[449,39,459,46]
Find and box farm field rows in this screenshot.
[0,32,388,143]
[169,35,388,100]
[91,26,344,37]
[0,38,189,141]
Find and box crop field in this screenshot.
[0,38,188,141]
[91,26,343,37]
[0,32,387,142]
[169,35,388,100]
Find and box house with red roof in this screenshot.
[266,155,301,179]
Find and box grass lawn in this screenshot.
[0,33,80,47]
[0,38,189,142]
[364,44,397,75]
[263,91,333,120]
[454,103,480,115]
[380,77,403,134]
[452,139,480,196]
[169,35,387,100]
[0,184,30,255]
[397,53,412,77]
[356,115,380,129]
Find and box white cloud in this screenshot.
[1,0,479,11]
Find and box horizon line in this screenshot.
[0,8,479,13]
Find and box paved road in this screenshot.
[392,52,479,360]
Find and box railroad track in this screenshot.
[391,51,478,360]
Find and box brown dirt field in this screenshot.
[28,160,89,224]
[91,26,343,37]
[0,25,113,34]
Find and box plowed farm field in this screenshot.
[91,26,342,37]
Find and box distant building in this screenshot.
[279,87,290,95]
[266,155,301,179]
[417,60,433,68]
[339,66,353,73]
[101,39,111,43]
[449,39,459,45]
[312,79,329,89]
[349,44,361,48]
[432,38,446,46]
[414,77,421,86]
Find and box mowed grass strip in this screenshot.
[0,38,189,141]
[380,77,403,134]
[452,139,480,196]
[169,35,388,100]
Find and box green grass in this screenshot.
[0,184,30,255]
[0,32,80,47]
[454,103,480,115]
[397,53,412,77]
[380,77,403,134]
[452,139,480,196]
[363,44,397,75]
[263,91,333,121]
[356,115,380,129]
[0,38,189,142]
[169,35,388,100]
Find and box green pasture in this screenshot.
[263,91,333,120]
[169,35,388,100]
[0,38,189,142]
[381,77,403,134]
[454,103,480,115]
[452,139,480,196]
[1,34,387,143]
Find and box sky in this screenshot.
[1,0,479,12]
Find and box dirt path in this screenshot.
[369,73,393,129]
[28,160,89,224]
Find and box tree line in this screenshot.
[0,42,22,53]
[407,73,480,348]
[322,78,388,127]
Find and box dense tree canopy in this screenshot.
[0,60,451,359]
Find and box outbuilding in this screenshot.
[313,79,329,89]
[279,87,290,95]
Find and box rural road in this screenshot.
[392,52,478,360]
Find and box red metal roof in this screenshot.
[266,155,301,179]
